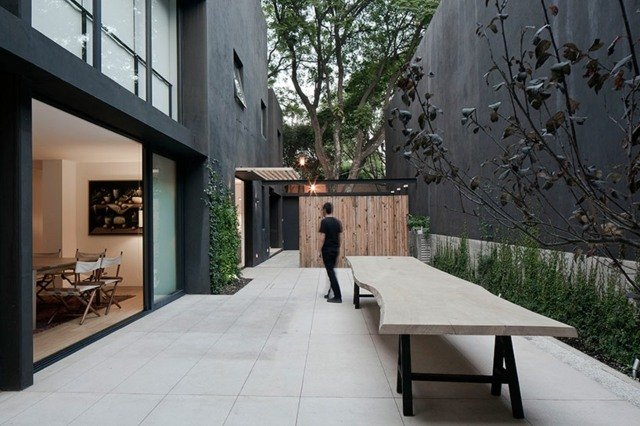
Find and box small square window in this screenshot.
[234,51,246,109]
[261,100,267,139]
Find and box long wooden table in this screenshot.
[32,257,76,329]
[347,256,577,419]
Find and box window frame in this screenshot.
[233,51,247,109]
[260,100,267,139]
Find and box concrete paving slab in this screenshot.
[6,251,640,425]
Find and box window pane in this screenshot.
[102,0,146,99]
[152,73,171,116]
[152,0,178,119]
[137,63,147,101]
[102,0,134,47]
[32,0,92,65]
[102,34,136,93]
[152,154,178,301]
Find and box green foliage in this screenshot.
[204,161,241,294]
[432,236,475,282]
[265,0,440,179]
[434,240,640,370]
[407,214,430,232]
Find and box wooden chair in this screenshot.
[97,252,124,315]
[46,259,103,325]
[34,250,62,301]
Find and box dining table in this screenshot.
[32,256,77,329]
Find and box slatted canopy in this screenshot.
[235,167,300,181]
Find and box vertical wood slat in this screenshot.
[299,195,409,267]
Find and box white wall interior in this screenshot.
[32,100,143,286]
[235,178,245,268]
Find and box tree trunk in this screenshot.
[310,114,334,179]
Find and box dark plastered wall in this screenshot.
[179,0,210,294]
[268,88,284,166]
[385,0,640,240]
[203,0,283,268]
[0,74,33,390]
[205,0,280,184]
[0,0,29,20]
[180,0,284,280]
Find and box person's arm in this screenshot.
[318,233,325,254]
[318,220,325,256]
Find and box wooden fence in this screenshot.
[299,195,409,267]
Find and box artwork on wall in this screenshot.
[89,180,143,235]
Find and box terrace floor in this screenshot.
[2,251,640,425]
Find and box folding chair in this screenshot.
[46,259,103,325]
[34,249,62,301]
[61,249,106,285]
[97,252,124,315]
[76,248,107,261]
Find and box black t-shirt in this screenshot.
[319,216,343,251]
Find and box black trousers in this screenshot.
[322,249,342,299]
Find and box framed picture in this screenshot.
[89,180,143,235]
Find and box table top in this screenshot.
[347,256,577,338]
[33,257,77,273]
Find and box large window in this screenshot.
[32,0,178,119]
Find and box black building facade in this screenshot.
[385,0,640,241]
[0,0,283,390]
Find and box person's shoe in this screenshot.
[323,292,331,299]
[327,297,342,303]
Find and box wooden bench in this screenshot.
[347,256,577,419]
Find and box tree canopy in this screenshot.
[264,0,439,179]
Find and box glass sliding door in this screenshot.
[152,153,179,301]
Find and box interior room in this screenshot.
[32,99,144,362]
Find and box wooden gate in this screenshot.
[299,195,409,267]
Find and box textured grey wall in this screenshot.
[181,0,283,271]
[386,0,640,240]
[268,88,284,166]
[205,0,276,186]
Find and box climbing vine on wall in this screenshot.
[204,160,241,294]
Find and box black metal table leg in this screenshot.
[502,336,524,419]
[491,336,505,396]
[400,334,413,416]
[396,335,402,393]
[395,334,525,419]
[354,283,360,309]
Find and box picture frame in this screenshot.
[88,180,143,235]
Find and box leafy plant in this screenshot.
[389,0,640,293]
[204,160,241,294]
[407,214,430,231]
[434,239,640,372]
[265,0,439,179]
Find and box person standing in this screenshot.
[319,202,343,303]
